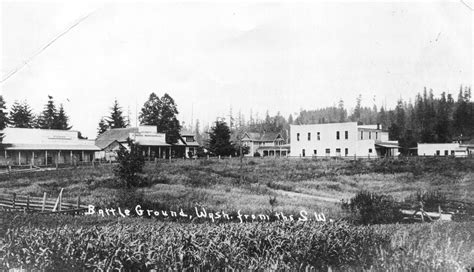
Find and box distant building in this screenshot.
[241,132,289,157]
[95,126,200,160]
[417,143,468,157]
[95,126,170,161]
[290,122,399,158]
[177,130,200,158]
[0,127,99,166]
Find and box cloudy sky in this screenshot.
[1,0,472,138]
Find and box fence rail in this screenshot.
[0,191,88,214]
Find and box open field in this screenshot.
[1,157,473,270]
[0,157,473,218]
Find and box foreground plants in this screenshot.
[1,213,473,271]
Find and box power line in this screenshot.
[1,9,97,84]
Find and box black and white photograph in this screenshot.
[0,0,473,271]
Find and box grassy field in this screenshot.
[1,157,473,270]
[0,157,473,218]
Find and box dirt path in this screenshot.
[274,189,341,203]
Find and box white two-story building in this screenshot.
[290,122,399,158]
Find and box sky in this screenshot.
[1,0,472,138]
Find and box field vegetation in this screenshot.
[0,157,473,270]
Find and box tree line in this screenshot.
[1,85,472,154]
[0,95,71,131]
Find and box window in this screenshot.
[302,149,306,157]
[336,131,340,140]
[313,150,317,155]
[444,150,449,156]
[375,132,378,139]
[317,132,320,140]
[360,131,363,140]
[345,131,348,139]
[436,150,440,156]
[451,150,455,156]
[369,148,373,153]
[345,148,349,156]
[325,148,330,155]
[297,133,300,141]
[308,132,311,141]
[369,132,372,139]
[336,148,341,156]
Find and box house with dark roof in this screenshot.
[241,132,289,157]
[0,127,100,166]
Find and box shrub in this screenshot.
[114,138,145,188]
[253,151,261,157]
[342,191,403,225]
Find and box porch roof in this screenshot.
[2,143,100,151]
[375,142,400,148]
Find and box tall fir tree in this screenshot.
[38,96,57,129]
[54,104,71,129]
[0,95,9,130]
[9,101,35,128]
[108,99,128,129]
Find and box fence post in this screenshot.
[12,193,16,209]
[77,195,81,209]
[26,195,30,211]
[42,192,47,211]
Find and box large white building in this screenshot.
[0,127,99,166]
[290,122,399,158]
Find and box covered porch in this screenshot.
[375,142,400,157]
[258,145,290,157]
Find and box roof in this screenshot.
[95,127,138,149]
[135,139,170,146]
[3,142,100,151]
[257,146,290,150]
[243,132,284,142]
[375,142,400,148]
[180,129,195,136]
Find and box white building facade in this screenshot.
[290,122,399,158]
[417,143,467,157]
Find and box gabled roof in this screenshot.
[180,129,195,136]
[242,132,284,142]
[95,127,138,149]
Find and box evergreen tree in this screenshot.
[9,101,35,128]
[0,95,9,130]
[54,104,71,129]
[208,120,234,156]
[37,96,57,129]
[108,99,128,129]
[139,93,181,144]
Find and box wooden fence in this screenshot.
[0,189,88,214]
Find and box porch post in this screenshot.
[82,150,85,162]
[32,151,35,166]
[58,150,61,165]
[70,150,73,165]
[18,151,21,166]
[148,146,151,161]
[159,147,161,159]
[45,150,48,165]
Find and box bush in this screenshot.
[253,151,261,157]
[342,191,403,225]
[114,138,145,188]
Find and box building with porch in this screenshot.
[290,122,399,158]
[95,126,171,161]
[95,126,201,160]
[241,132,289,157]
[0,127,99,166]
